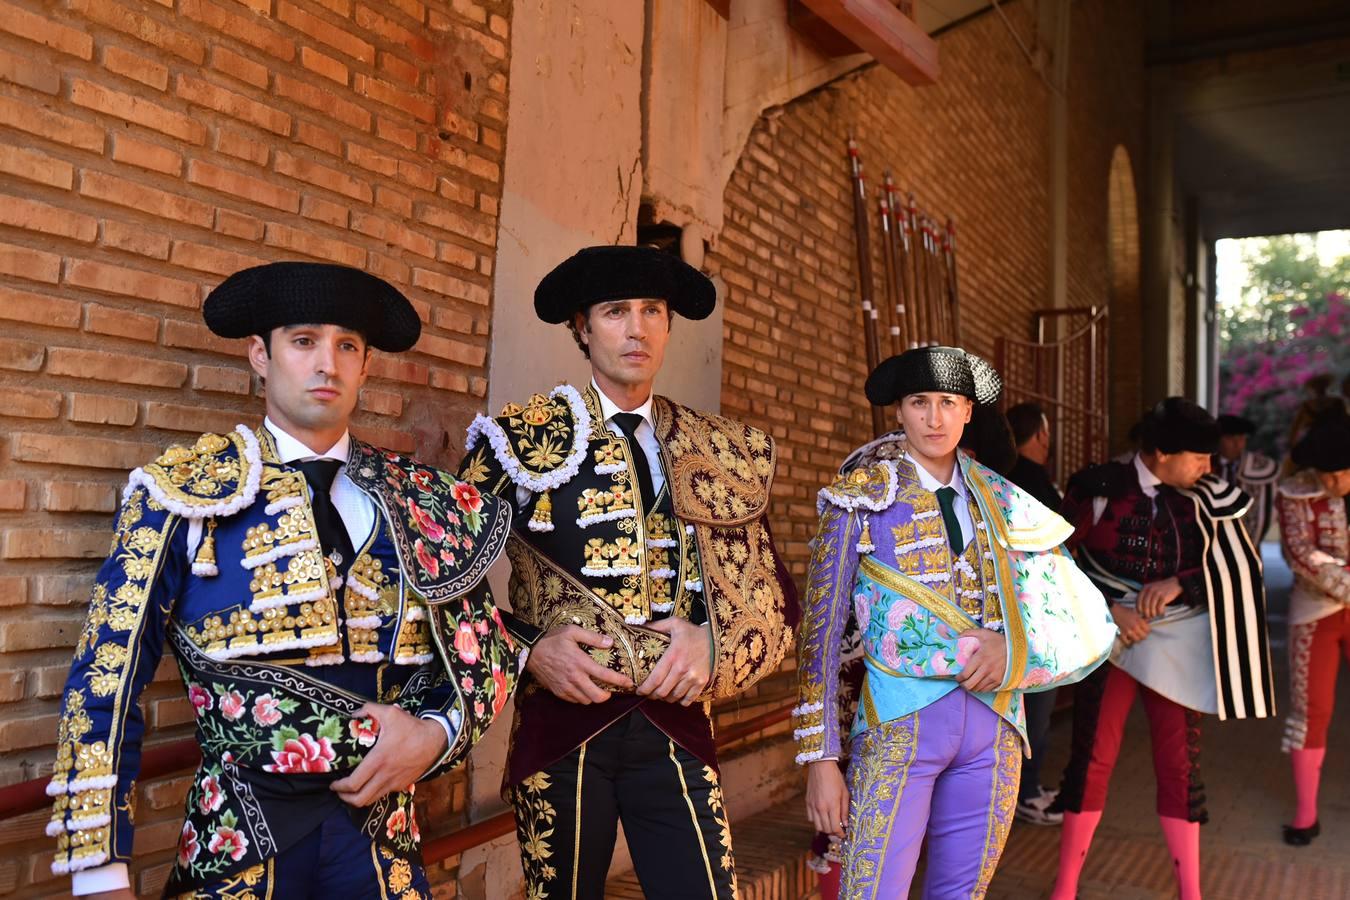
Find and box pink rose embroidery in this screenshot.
[414,538,440,579]
[474,700,486,718]
[198,774,225,814]
[409,810,421,843]
[1023,667,1053,687]
[188,685,213,715]
[452,482,483,515]
[955,636,979,667]
[853,592,872,630]
[208,825,249,861]
[491,665,509,716]
[454,621,480,665]
[408,502,446,542]
[263,734,336,774]
[350,716,380,748]
[930,651,951,677]
[385,808,408,840]
[252,695,282,727]
[461,675,475,692]
[177,821,200,867]
[219,690,246,721]
[886,598,918,630]
[881,632,902,669]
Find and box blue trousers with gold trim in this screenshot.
[841,689,1021,900]
[511,710,737,899]
[169,809,430,900]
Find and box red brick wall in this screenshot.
[0,0,509,894]
[710,0,1147,578]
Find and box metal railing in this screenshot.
[996,305,1110,483]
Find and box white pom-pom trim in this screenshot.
[817,460,900,514]
[265,496,304,516]
[248,585,327,613]
[350,650,387,663]
[125,424,262,519]
[465,384,592,492]
[651,601,674,613]
[68,813,111,831]
[795,750,825,765]
[649,568,677,579]
[191,561,219,577]
[204,633,338,661]
[404,605,426,622]
[346,579,379,602]
[65,775,117,794]
[394,652,434,665]
[647,538,678,549]
[46,819,65,837]
[793,725,825,739]
[347,615,382,629]
[684,579,703,592]
[792,701,824,717]
[581,565,642,577]
[914,510,939,520]
[595,462,626,475]
[576,508,637,528]
[52,849,109,875]
[304,651,345,666]
[527,519,555,532]
[45,779,67,797]
[240,538,319,571]
[624,614,647,625]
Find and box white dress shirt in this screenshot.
[908,452,975,549]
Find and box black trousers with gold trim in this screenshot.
[511,710,737,899]
[169,809,430,900]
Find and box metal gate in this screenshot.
[995,306,1109,484]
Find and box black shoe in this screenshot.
[1282,821,1320,846]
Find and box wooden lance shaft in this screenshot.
[847,137,888,437]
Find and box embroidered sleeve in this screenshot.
[462,385,592,495]
[48,488,184,876]
[1279,492,1350,601]
[415,581,520,779]
[794,502,861,765]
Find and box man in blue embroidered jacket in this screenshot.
[795,347,1116,899]
[48,263,516,898]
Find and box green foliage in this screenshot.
[1218,234,1350,455]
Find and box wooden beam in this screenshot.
[796,0,940,84]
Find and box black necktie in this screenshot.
[936,486,964,556]
[295,459,355,569]
[612,412,656,514]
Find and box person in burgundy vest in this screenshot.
[1276,411,1350,846]
[457,245,797,899]
[1049,398,1274,900]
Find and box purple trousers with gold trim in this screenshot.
[842,689,1021,900]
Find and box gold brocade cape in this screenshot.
[460,384,798,700]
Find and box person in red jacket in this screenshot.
[1276,411,1350,846]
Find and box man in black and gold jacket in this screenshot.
[48,263,516,898]
[458,244,797,899]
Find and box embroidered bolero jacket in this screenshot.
[48,426,516,889]
[458,383,798,702]
[794,454,1116,764]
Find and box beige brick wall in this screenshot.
[0,0,509,895]
[709,0,1147,580]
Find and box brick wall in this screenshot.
[0,0,509,895]
[710,0,1147,578]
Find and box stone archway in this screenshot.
[1107,144,1142,450]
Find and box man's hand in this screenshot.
[955,628,1007,693]
[1136,576,1183,618]
[806,761,850,838]
[331,704,446,808]
[526,624,633,703]
[637,619,711,706]
[1112,605,1151,646]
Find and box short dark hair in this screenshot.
[1006,402,1047,447]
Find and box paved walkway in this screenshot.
[987,542,1350,899]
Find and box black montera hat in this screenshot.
[1291,412,1350,472]
[1217,414,1256,436]
[1139,397,1220,455]
[204,262,421,352]
[534,245,716,324]
[864,346,1002,406]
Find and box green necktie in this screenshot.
[935,486,964,556]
